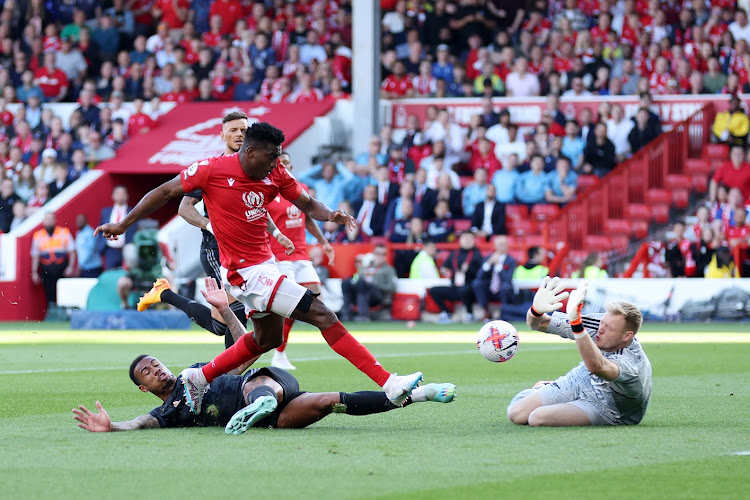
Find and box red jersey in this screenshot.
[288,88,324,103]
[180,154,303,270]
[34,67,68,99]
[209,0,243,34]
[128,112,156,134]
[154,0,189,29]
[712,162,750,203]
[267,185,310,262]
[726,225,750,247]
[202,32,222,48]
[381,74,413,96]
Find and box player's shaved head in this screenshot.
[129,354,149,385]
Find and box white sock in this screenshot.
[410,386,427,402]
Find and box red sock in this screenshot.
[277,318,294,352]
[201,332,265,382]
[321,321,391,386]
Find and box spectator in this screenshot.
[705,246,737,278]
[96,185,135,270]
[372,164,398,207]
[692,226,719,278]
[726,209,750,249]
[35,149,58,185]
[571,252,609,279]
[128,98,156,135]
[703,57,727,95]
[84,130,116,164]
[14,164,36,203]
[74,213,101,278]
[504,57,540,97]
[514,154,547,205]
[75,89,101,128]
[152,0,190,32]
[462,167,489,218]
[355,136,387,167]
[472,234,517,322]
[9,199,27,231]
[709,145,750,204]
[232,66,258,101]
[554,0,588,31]
[468,137,502,177]
[48,163,71,198]
[31,211,76,306]
[427,231,483,323]
[628,107,662,154]
[664,221,695,278]
[340,244,397,322]
[583,123,617,177]
[354,184,386,238]
[385,143,415,184]
[729,9,750,44]
[422,172,462,220]
[0,178,20,233]
[33,52,69,102]
[299,30,327,67]
[409,239,440,280]
[427,199,455,243]
[298,160,351,213]
[712,95,750,147]
[492,153,520,204]
[544,156,578,205]
[561,120,585,169]
[494,124,526,164]
[385,180,420,233]
[473,61,504,97]
[606,104,635,162]
[381,59,414,99]
[55,37,87,89]
[68,149,89,182]
[470,183,506,240]
[423,109,466,168]
[562,76,592,97]
[91,14,121,61]
[389,197,415,242]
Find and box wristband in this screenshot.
[530,306,543,317]
[205,221,214,234]
[572,322,586,338]
[272,228,282,239]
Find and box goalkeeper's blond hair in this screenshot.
[606,302,643,335]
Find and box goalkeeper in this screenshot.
[506,277,652,426]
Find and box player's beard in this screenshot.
[227,144,241,153]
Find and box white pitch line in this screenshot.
[732,451,750,456]
[0,345,571,375]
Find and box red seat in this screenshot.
[684,158,713,175]
[505,204,529,221]
[459,176,473,188]
[577,175,600,191]
[584,235,615,251]
[391,294,421,321]
[454,219,472,234]
[508,219,539,235]
[702,144,729,159]
[530,204,560,221]
[627,204,651,221]
[645,189,672,206]
[603,219,632,237]
[672,188,690,209]
[652,204,670,224]
[517,234,545,247]
[424,292,453,314]
[692,174,708,194]
[631,220,650,239]
[610,235,630,250]
[666,174,693,190]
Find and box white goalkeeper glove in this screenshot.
[566,280,588,323]
[531,276,569,316]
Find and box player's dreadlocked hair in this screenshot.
[129,354,149,385]
[244,122,285,149]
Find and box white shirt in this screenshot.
[357,200,376,236]
[423,121,467,167]
[107,204,128,249]
[486,124,510,146]
[426,166,462,190]
[482,200,495,234]
[505,72,541,97]
[606,117,635,156]
[729,21,750,43]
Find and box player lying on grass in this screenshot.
[95,122,424,411]
[506,277,652,426]
[72,356,456,434]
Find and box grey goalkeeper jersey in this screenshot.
[545,312,653,424]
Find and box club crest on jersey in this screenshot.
[242,191,266,222]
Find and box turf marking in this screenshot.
[733,451,750,456]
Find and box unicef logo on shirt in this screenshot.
[286,205,301,219]
[242,191,265,209]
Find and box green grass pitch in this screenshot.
[1,320,749,499]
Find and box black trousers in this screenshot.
[40,260,67,304]
[341,278,384,317]
[428,284,475,314]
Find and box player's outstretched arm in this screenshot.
[527,276,569,332]
[305,216,335,264]
[292,190,355,230]
[94,176,186,240]
[179,196,210,231]
[567,281,620,380]
[201,277,247,342]
[72,401,161,432]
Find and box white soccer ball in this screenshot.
[477,320,519,363]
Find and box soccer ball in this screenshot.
[477,320,519,363]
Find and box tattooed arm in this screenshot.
[72,401,162,432]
